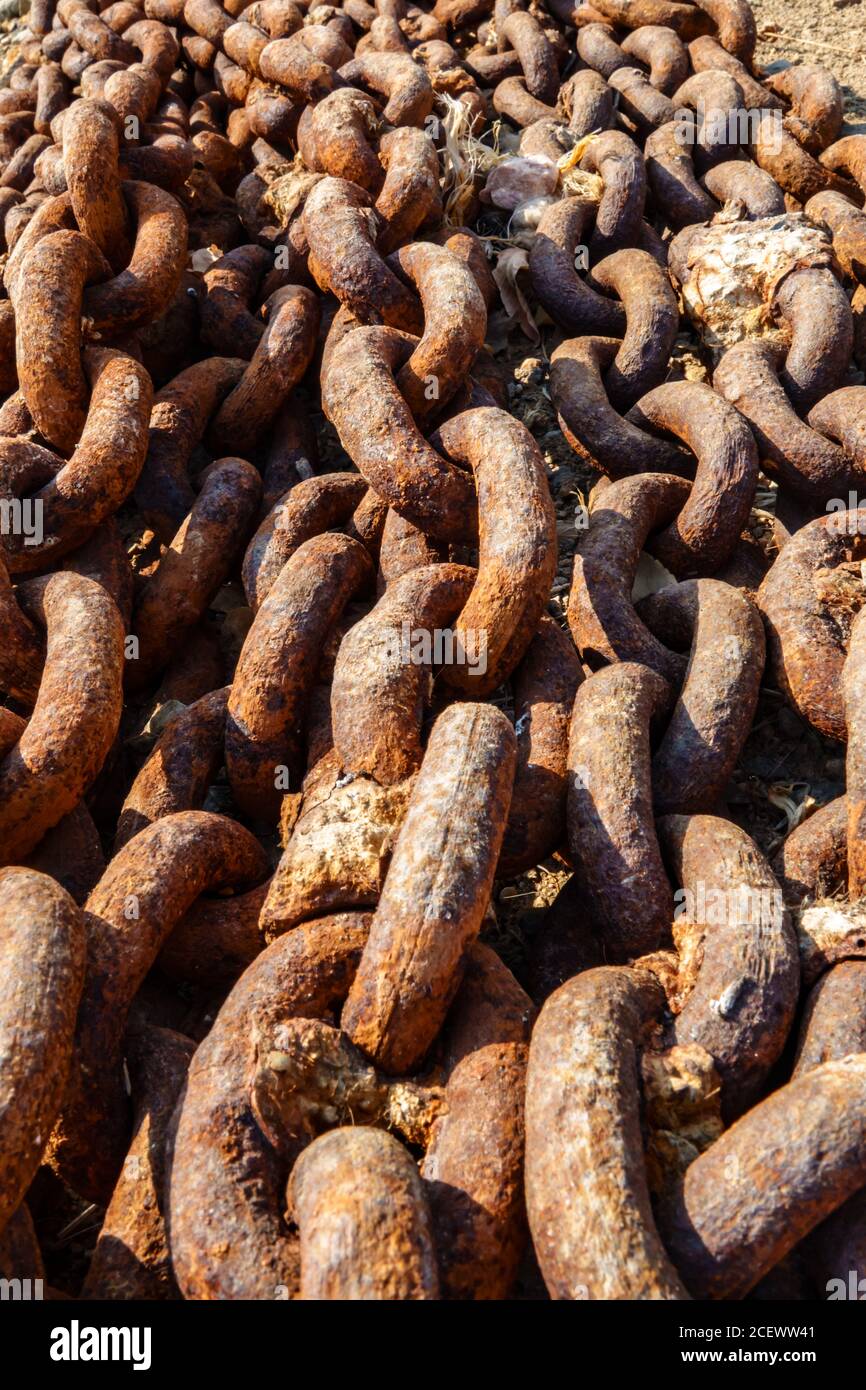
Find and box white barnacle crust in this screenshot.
[673,213,834,349]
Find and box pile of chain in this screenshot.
[1,0,866,1302]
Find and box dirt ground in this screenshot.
[752,0,866,124]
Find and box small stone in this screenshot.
[514,356,544,385]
